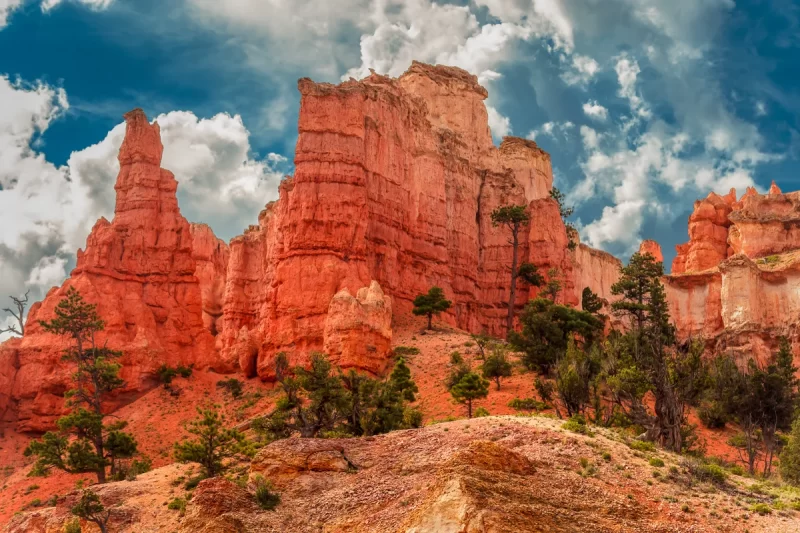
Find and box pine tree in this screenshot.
[71,490,110,533]
[25,287,137,483]
[481,348,513,390]
[491,204,530,334]
[389,357,418,402]
[450,372,489,418]
[550,187,578,250]
[581,287,604,315]
[780,417,800,485]
[173,406,246,477]
[412,287,452,330]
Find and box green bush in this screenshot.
[562,415,594,436]
[780,417,800,485]
[217,378,244,399]
[64,518,82,533]
[393,346,420,357]
[474,407,490,418]
[697,401,728,429]
[167,498,186,513]
[184,474,206,490]
[649,457,664,468]
[686,460,728,485]
[751,503,772,515]
[507,397,548,411]
[628,440,655,452]
[253,476,280,511]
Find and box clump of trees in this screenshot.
[450,372,489,418]
[25,287,140,484]
[412,286,452,330]
[252,353,421,441]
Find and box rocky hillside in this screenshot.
[6,415,800,533]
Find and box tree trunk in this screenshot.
[506,228,520,335]
[495,377,501,390]
[427,313,432,330]
[467,400,473,419]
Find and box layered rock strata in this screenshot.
[0,63,621,428]
[666,182,800,362]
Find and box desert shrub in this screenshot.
[404,408,424,428]
[628,440,655,452]
[602,452,612,462]
[562,415,594,436]
[393,346,420,357]
[751,503,772,515]
[157,364,178,385]
[217,378,244,399]
[63,518,82,533]
[685,460,728,485]
[697,401,728,429]
[167,498,186,513]
[176,365,193,378]
[474,407,490,418]
[508,397,548,411]
[253,476,280,510]
[649,457,664,468]
[184,474,206,490]
[534,378,555,404]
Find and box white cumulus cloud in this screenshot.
[582,101,608,121]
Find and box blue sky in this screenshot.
[1,0,799,322]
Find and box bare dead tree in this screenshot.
[1,290,29,336]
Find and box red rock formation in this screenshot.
[671,189,736,274]
[218,62,621,381]
[323,281,392,375]
[0,110,220,430]
[664,184,800,363]
[638,240,663,263]
[0,63,623,427]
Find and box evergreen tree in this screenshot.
[173,406,246,477]
[25,287,137,483]
[481,347,513,390]
[550,187,578,250]
[581,287,604,315]
[470,331,494,360]
[389,357,418,402]
[610,253,708,452]
[517,262,545,290]
[554,339,599,417]
[412,287,452,330]
[780,417,800,485]
[450,372,489,418]
[541,268,563,302]
[71,490,110,533]
[491,204,530,334]
[509,297,603,374]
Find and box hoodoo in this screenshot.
[0,63,621,430]
[666,185,800,362]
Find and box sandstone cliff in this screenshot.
[0,62,621,429]
[216,62,621,380]
[665,182,800,362]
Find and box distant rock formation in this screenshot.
[666,185,800,362]
[0,110,220,431]
[0,63,621,430]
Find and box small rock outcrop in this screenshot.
[323,281,393,376]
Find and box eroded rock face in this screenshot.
[1,63,623,426]
[323,281,392,376]
[0,110,220,430]
[665,184,800,362]
[218,62,621,380]
[638,240,663,263]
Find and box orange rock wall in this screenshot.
[666,182,800,362]
[0,63,623,428]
